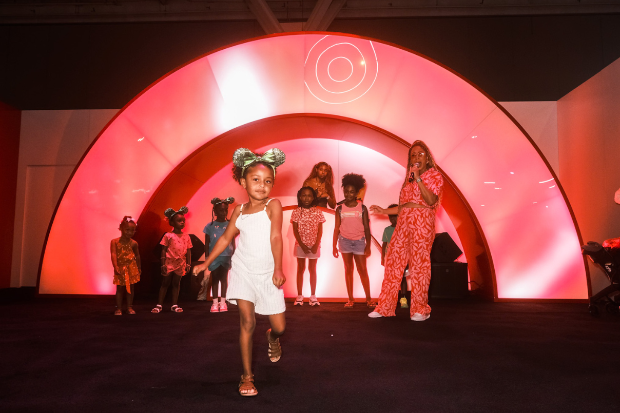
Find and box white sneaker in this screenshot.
[309,295,320,306]
[411,313,430,321]
[294,295,304,306]
[368,311,383,318]
[219,301,228,312]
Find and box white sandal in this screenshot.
[294,295,304,306]
[309,295,320,306]
[151,304,162,314]
[171,305,183,313]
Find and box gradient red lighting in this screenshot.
[40,33,586,299]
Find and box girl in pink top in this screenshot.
[333,173,376,308]
[152,206,193,314]
[291,186,326,306]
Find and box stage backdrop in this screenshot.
[39,33,587,299]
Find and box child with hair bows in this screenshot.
[202,196,235,313]
[152,206,192,314]
[193,147,287,397]
[110,216,141,315]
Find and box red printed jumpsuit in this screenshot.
[374,168,443,317]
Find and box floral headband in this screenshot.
[211,197,235,205]
[233,148,286,176]
[164,206,188,219]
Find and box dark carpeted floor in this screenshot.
[1,296,620,413]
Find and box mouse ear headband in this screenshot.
[233,148,286,176]
[164,206,188,219]
[211,197,235,205]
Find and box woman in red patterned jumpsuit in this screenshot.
[368,140,443,321]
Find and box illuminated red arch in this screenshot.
[39,33,588,299]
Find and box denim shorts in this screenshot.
[338,235,366,255]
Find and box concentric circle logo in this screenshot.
[304,35,379,104]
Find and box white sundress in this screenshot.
[226,199,286,315]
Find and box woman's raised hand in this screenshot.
[192,263,209,277]
[369,205,384,214]
[409,163,422,178]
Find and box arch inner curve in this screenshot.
[133,114,495,299]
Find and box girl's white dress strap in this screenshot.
[263,198,272,210]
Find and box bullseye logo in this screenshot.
[304,35,379,104]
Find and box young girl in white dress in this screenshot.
[193,147,286,397]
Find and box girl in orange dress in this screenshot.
[369,141,443,321]
[110,216,141,315]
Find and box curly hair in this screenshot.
[232,156,277,184]
[119,216,136,229]
[304,162,334,187]
[341,173,366,192]
[297,186,317,207]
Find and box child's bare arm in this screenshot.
[312,222,323,254]
[110,240,119,274]
[193,205,241,275]
[333,207,341,258]
[267,199,285,287]
[132,240,142,273]
[370,205,397,215]
[186,248,191,272]
[326,184,337,209]
[292,222,309,253]
[204,233,210,260]
[362,205,371,256]
[381,241,387,265]
[161,245,168,275]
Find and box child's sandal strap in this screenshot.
[266,329,282,363]
[151,305,162,313]
[171,305,183,313]
[238,374,258,397]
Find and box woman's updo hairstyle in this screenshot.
[341,173,366,192]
